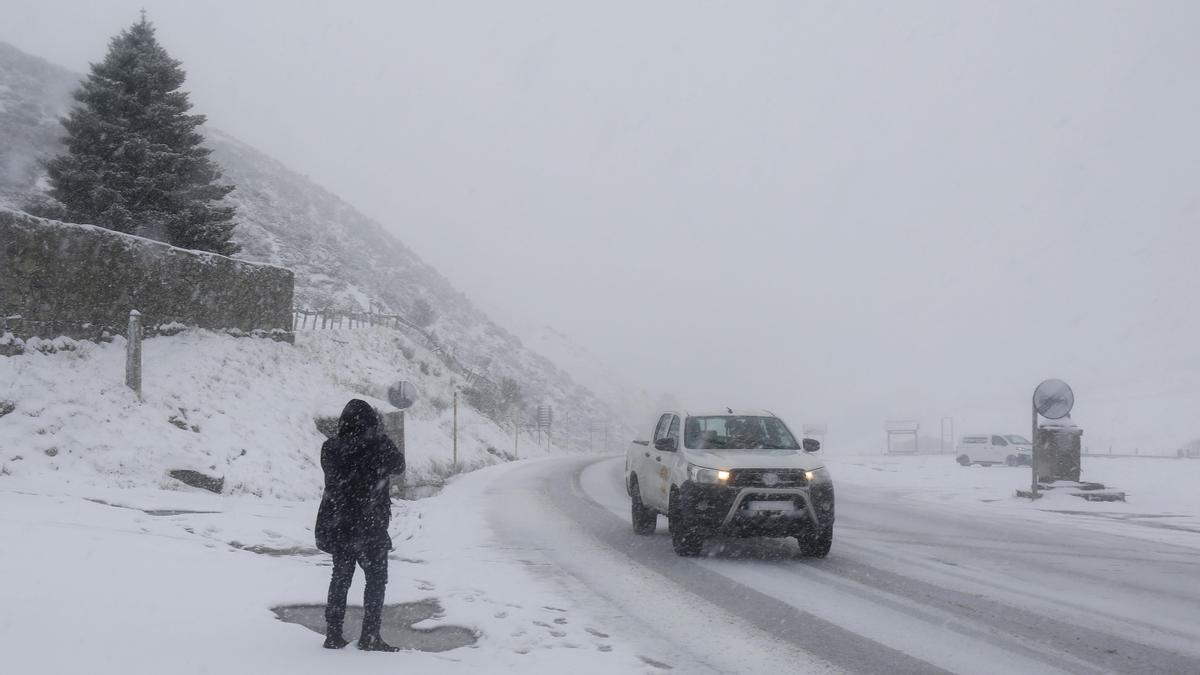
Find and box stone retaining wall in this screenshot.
[0,208,293,343]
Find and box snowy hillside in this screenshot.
[0,43,78,207]
[0,41,632,447]
[0,327,532,497]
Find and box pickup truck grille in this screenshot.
[728,469,807,488]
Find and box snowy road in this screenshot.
[487,455,1200,674]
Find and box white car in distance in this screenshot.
[956,434,1032,467]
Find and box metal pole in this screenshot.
[513,417,519,459]
[452,390,458,467]
[126,310,142,401]
[1031,396,1039,499]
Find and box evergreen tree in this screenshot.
[46,15,239,255]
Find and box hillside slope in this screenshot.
[0,327,529,498]
[0,41,634,447]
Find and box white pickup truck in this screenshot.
[624,409,834,557]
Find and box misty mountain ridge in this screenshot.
[0,40,633,443]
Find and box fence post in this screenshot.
[126,310,142,401]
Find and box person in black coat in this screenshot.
[315,399,405,651]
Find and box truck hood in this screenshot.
[680,448,823,471]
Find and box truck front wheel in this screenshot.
[669,488,705,556]
[797,525,833,558]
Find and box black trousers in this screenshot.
[325,547,389,639]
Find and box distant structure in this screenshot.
[885,420,920,454]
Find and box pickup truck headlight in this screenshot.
[687,464,730,484]
[804,467,832,484]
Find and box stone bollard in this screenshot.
[126,309,142,400]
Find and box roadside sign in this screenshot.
[1034,379,1074,420]
[1030,378,1075,499]
[387,380,419,410]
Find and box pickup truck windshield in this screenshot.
[684,416,800,450]
[1004,435,1031,445]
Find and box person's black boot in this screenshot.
[323,625,349,649]
[357,634,400,652]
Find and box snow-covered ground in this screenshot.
[574,454,1200,672]
[825,452,1200,546]
[0,326,648,673]
[0,463,653,674]
[0,327,535,498]
[3,446,1199,673]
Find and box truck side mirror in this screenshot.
[654,437,678,452]
[803,438,821,453]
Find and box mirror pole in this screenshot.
[1031,396,1039,500]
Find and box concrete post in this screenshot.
[126,309,142,401]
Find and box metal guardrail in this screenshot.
[292,309,415,331]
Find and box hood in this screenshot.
[680,447,823,471]
[338,399,380,437]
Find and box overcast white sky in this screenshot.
[3,1,1198,451]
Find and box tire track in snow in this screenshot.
[573,456,1200,674]
[495,456,943,674]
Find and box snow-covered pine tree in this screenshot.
[46,15,239,255]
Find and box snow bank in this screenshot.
[0,327,532,498]
[826,453,1200,546]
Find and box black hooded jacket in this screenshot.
[315,399,405,553]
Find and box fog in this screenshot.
[5,1,1198,451]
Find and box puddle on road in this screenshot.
[272,600,477,652]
